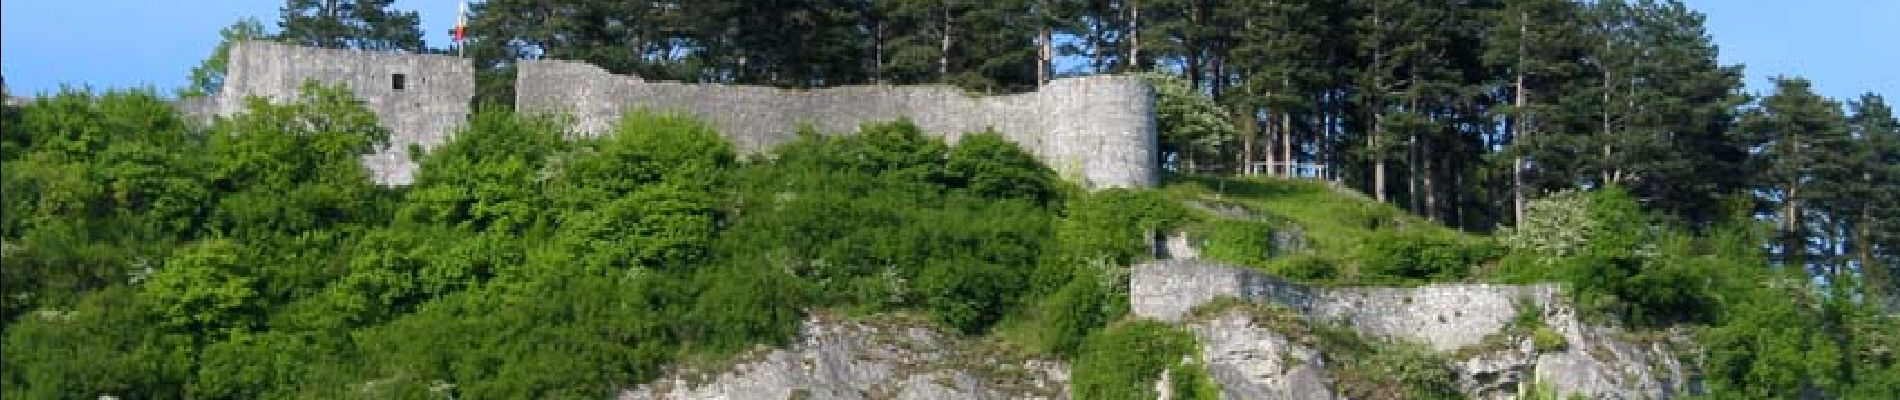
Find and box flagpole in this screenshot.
[455,0,468,58]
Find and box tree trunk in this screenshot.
[1239,105,1258,175]
[1210,52,1226,101]
[939,5,953,80]
[1038,25,1051,88]
[1264,92,1278,176]
[1374,112,1388,203]
[1281,77,1295,178]
[1409,131,1421,213]
[1601,59,1614,185]
[873,21,887,84]
[1424,131,1438,221]
[1512,11,1530,225]
[1127,0,1140,71]
[1861,201,1888,299]
[1784,184,1802,267]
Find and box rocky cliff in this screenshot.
[622,258,1697,400]
[1139,259,1700,399]
[619,313,1069,400]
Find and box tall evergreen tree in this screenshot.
[1741,77,1854,270]
[1224,0,1325,178]
[1601,1,1747,226]
[278,0,425,52]
[1485,0,1588,225]
[1844,94,1900,300]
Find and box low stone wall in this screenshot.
[1130,259,1555,352]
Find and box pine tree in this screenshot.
[1225,0,1325,177]
[1589,0,1748,226]
[1742,77,1853,270]
[278,0,425,52]
[1485,0,1588,225]
[1844,94,1900,300]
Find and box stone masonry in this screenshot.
[198,41,475,185]
[195,42,1158,189]
[514,60,1159,188]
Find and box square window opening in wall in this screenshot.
[392,73,407,91]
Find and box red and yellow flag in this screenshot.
[454,1,468,42]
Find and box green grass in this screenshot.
[1162,174,1497,286]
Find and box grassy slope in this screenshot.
[1161,174,1496,286]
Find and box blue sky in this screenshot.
[4,1,1895,102]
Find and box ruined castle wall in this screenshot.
[515,60,1158,188]
[216,41,474,185]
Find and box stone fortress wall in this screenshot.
[513,60,1158,188]
[194,41,1157,188]
[198,41,476,185]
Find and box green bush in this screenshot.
[1266,254,1341,281]
[1072,320,1205,400]
[1031,263,1128,356]
[1531,327,1568,353]
[1356,229,1498,282]
[1197,219,1277,267]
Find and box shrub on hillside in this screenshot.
[1072,320,1216,400]
[1197,219,1277,267]
[1356,229,1499,282]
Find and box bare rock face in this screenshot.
[1134,259,1700,399]
[1527,308,1700,399]
[619,314,1069,400]
[1185,311,1335,400]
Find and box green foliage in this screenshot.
[1,287,190,399]
[1499,189,1600,261]
[1498,187,1719,326]
[1071,320,1204,400]
[548,111,733,273]
[11,63,1891,400]
[1265,254,1342,281]
[682,263,804,355]
[1051,188,1187,269]
[1197,219,1277,267]
[182,17,268,98]
[1136,72,1235,171]
[1168,358,1223,400]
[1356,229,1499,283]
[354,273,681,398]
[142,240,259,337]
[207,81,388,239]
[1699,270,1845,398]
[1168,174,1498,286]
[277,0,424,52]
[398,109,570,233]
[1027,261,1129,356]
[1316,324,1460,400]
[1531,327,1568,353]
[945,130,1058,203]
[1,88,212,326]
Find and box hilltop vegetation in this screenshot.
[1,0,1897,396]
[0,84,1178,397]
[5,83,1899,399]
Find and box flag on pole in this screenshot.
[454,1,468,42]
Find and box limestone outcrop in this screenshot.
[619,314,1069,400]
[1132,259,1700,399]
